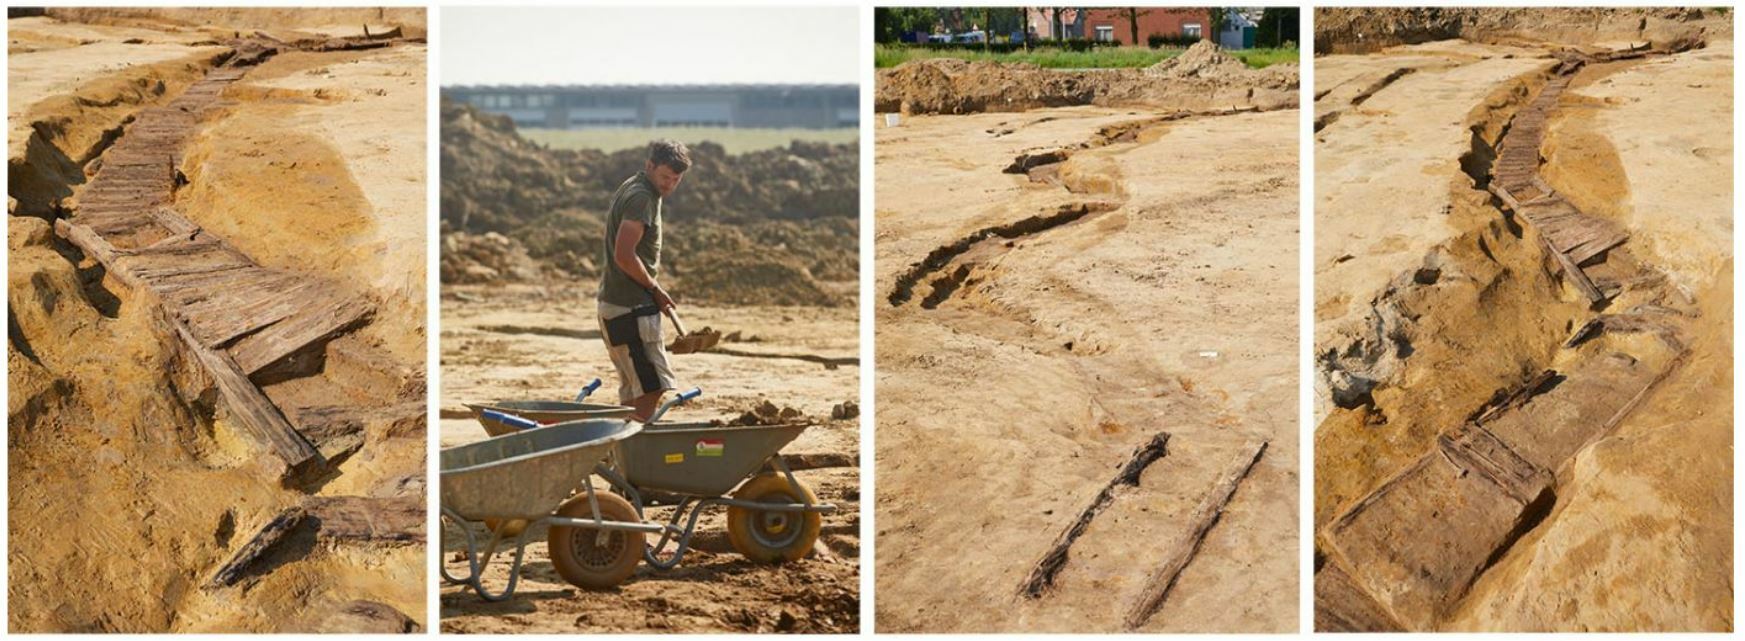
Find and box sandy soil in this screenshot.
[179,43,428,363]
[1314,31,1731,631]
[1443,42,1734,632]
[8,12,427,633]
[437,284,860,633]
[874,106,1298,632]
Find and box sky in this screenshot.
[441,6,860,86]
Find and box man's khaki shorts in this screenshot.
[598,308,677,405]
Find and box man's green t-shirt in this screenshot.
[598,171,663,308]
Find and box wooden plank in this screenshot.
[54,219,140,288]
[205,506,308,588]
[1436,423,1551,504]
[1124,440,1268,629]
[1315,560,1404,632]
[181,276,317,347]
[1550,240,1605,302]
[305,495,424,543]
[170,319,323,478]
[228,290,373,374]
[285,404,368,462]
[1018,432,1170,598]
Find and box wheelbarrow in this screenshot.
[437,390,697,601]
[594,418,838,568]
[465,378,635,437]
[480,390,838,590]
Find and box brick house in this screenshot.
[1080,8,1215,45]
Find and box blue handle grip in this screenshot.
[577,378,603,401]
[482,410,539,431]
[676,387,702,402]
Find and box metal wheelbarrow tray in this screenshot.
[465,377,632,437]
[439,418,659,600]
[465,399,635,437]
[596,421,838,568]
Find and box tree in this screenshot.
[1256,7,1299,48]
[873,7,940,43]
[1122,8,1151,46]
[1204,7,1230,43]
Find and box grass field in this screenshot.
[872,44,1298,69]
[521,127,859,154]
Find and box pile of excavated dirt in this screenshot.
[1314,7,1729,54]
[39,7,429,39]
[873,58,1097,114]
[439,231,547,284]
[1147,40,1260,79]
[439,101,857,307]
[874,45,1298,116]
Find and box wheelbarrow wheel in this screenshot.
[548,492,643,590]
[726,473,823,563]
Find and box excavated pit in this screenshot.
[1313,28,1729,631]
[877,73,1299,630]
[9,13,427,633]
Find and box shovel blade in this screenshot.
[668,330,722,355]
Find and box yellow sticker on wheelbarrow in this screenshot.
[664,453,684,464]
[696,439,725,457]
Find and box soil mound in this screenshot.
[1145,41,1250,79]
[874,58,1097,114]
[439,101,857,307]
[1314,7,1727,54]
[440,231,547,285]
[876,53,1299,115]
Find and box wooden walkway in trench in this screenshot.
[1316,49,1685,632]
[55,44,372,482]
[1488,55,1630,303]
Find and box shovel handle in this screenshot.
[576,378,602,401]
[482,410,539,432]
[662,308,688,337]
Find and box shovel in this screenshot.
[662,307,722,355]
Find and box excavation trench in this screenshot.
[883,108,1288,630]
[1313,46,1702,632]
[9,31,426,632]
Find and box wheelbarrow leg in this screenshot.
[470,525,533,602]
[644,498,715,570]
[440,506,532,602]
[438,508,475,586]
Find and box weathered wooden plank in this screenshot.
[305,495,424,543]
[1315,560,1404,632]
[53,219,140,288]
[181,276,317,347]
[1436,423,1550,504]
[1320,448,1537,631]
[170,319,323,478]
[1549,238,1605,302]
[206,506,308,588]
[229,290,373,374]
[1018,432,1170,598]
[1124,440,1267,629]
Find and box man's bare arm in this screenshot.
[614,220,675,310]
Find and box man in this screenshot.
[597,140,690,421]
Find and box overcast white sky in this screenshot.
[441,6,860,86]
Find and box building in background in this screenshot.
[445,84,859,129]
[1075,8,1211,45]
